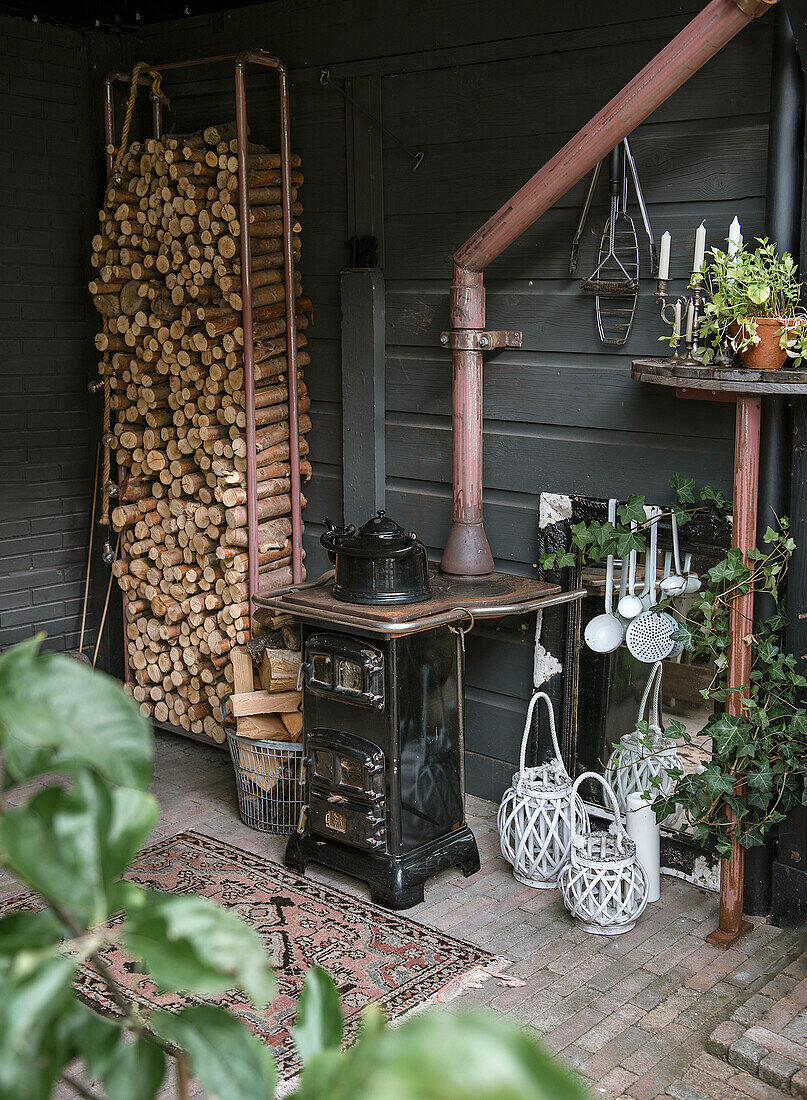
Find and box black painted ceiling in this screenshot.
[0,0,273,30]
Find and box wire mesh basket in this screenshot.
[226,730,304,834]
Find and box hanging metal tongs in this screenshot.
[568,138,656,277]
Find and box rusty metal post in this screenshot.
[707,394,761,948]
[235,52,304,620]
[441,0,777,575]
[234,59,260,633]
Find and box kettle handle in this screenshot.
[320,517,356,555]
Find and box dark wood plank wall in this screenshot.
[0,19,121,666]
[136,1,773,798]
[379,14,772,797]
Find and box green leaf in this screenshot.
[670,473,695,505]
[0,952,76,1100]
[0,637,153,790]
[0,770,158,926]
[617,494,646,526]
[56,1000,122,1081]
[294,967,344,1063]
[101,1035,166,1100]
[123,891,276,1008]
[0,909,62,955]
[292,1009,588,1100]
[152,1005,276,1100]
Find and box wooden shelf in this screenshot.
[632,358,807,395]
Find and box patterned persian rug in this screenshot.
[3,830,501,1079]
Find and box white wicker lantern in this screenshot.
[498,692,589,889]
[604,661,682,816]
[558,771,650,935]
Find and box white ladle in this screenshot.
[683,553,701,594]
[617,521,643,620]
[660,512,687,596]
[640,508,659,611]
[584,498,624,654]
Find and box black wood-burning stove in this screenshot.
[287,621,475,908]
[255,539,583,909]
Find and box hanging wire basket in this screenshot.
[227,730,304,834]
[497,692,589,889]
[558,771,650,935]
[604,661,682,815]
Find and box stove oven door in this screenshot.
[307,790,387,852]
[305,730,387,852]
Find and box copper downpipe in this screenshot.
[441,0,777,575]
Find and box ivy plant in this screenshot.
[691,238,807,365]
[540,478,807,859]
[0,637,586,1100]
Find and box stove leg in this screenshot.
[460,846,481,878]
[283,832,307,874]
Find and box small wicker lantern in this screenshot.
[558,771,650,935]
[498,692,589,889]
[605,661,682,816]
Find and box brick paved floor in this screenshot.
[6,730,803,1100]
[706,954,807,1097]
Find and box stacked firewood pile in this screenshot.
[90,122,311,743]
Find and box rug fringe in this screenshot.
[427,955,524,1005]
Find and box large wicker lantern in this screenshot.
[498,691,589,889]
[605,661,682,815]
[558,771,650,935]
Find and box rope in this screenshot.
[110,62,170,181]
[100,376,112,527]
[79,443,101,655]
[92,533,120,668]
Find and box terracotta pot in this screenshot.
[728,317,789,371]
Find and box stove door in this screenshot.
[307,789,387,852]
[305,730,385,801]
[304,634,384,710]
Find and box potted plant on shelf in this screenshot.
[697,237,807,370]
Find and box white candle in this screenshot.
[658,231,671,280]
[728,216,742,257]
[673,300,682,341]
[692,221,707,280]
[685,300,695,342]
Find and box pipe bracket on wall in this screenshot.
[439,329,522,352]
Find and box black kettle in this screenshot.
[320,510,432,605]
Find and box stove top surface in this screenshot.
[255,567,584,633]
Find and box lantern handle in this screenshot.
[637,660,664,735]
[517,691,565,781]
[568,771,625,846]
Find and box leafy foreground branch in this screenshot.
[0,637,586,1100]
[541,476,807,859]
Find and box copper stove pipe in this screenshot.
[441,0,777,575]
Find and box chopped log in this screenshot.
[231,689,301,716]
